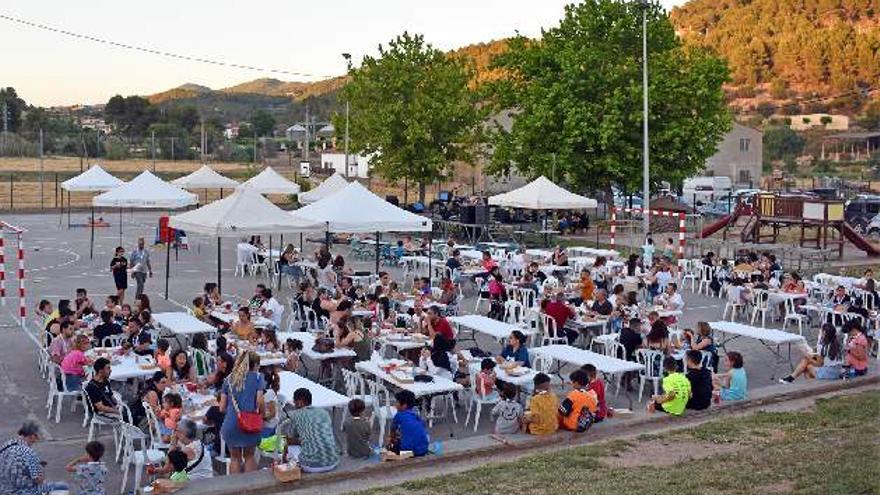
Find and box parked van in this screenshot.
[683,176,733,205]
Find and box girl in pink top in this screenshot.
[61,335,92,391]
[845,327,869,376]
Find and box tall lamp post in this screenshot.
[640,0,651,236]
[342,53,352,179]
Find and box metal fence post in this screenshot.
[8,173,12,210]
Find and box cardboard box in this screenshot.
[380,449,414,462]
[273,462,302,482]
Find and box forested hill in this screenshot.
[670,0,880,98]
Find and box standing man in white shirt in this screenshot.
[129,237,152,298]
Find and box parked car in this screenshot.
[844,195,880,233]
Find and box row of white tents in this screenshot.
[60,163,596,298]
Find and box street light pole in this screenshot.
[641,0,651,236]
[342,52,352,179]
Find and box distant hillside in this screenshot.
[222,77,347,100]
[670,0,880,111]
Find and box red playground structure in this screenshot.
[700,193,880,258]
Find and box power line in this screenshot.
[0,12,336,79]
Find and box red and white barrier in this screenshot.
[0,222,26,327]
[610,207,687,256]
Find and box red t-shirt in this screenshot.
[587,379,607,420]
[433,317,455,341]
[544,301,573,329]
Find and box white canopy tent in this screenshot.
[93,171,198,291]
[240,166,301,195]
[487,176,598,210]
[171,165,239,194]
[61,164,125,192]
[298,173,348,205]
[290,181,432,274]
[93,170,198,209]
[169,186,322,296]
[60,164,126,258]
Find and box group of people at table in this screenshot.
[12,236,875,495]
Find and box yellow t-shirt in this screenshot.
[526,391,559,435]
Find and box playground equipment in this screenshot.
[0,222,26,327]
[700,193,880,257]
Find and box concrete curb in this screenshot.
[177,374,880,495]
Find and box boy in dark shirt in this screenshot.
[685,350,712,411]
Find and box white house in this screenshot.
[320,152,371,178]
[789,114,849,131]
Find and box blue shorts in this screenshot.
[64,374,84,392]
[816,366,841,380]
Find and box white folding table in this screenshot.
[708,321,806,379]
[448,314,535,345]
[153,312,216,336]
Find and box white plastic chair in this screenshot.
[540,314,567,347]
[142,402,171,450]
[750,289,770,328]
[503,300,525,327]
[636,349,664,403]
[340,369,374,423]
[518,288,537,309]
[464,366,500,432]
[118,422,165,494]
[474,280,490,313]
[301,306,320,332]
[698,265,716,296]
[366,379,397,448]
[782,297,807,335]
[81,386,120,444]
[46,363,82,423]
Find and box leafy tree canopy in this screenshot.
[334,32,484,202]
[486,0,732,194]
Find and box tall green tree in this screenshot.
[334,32,483,203]
[0,87,26,132]
[251,110,276,137]
[486,0,732,196]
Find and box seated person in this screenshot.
[86,358,120,419]
[343,399,372,459]
[523,373,558,435]
[558,369,598,431]
[191,297,208,321]
[684,350,712,411]
[590,289,613,316]
[582,364,607,421]
[125,318,153,356]
[781,324,842,383]
[713,352,748,402]
[648,357,691,416]
[388,390,429,456]
[93,310,123,344]
[490,383,523,434]
[74,288,97,318]
[497,330,530,367]
[280,388,340,472]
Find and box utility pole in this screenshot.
[641,0,651,236]
[39,128,44,209]
[342,52,352,178]
[253,130,258,164]
[2,102,7,152]
[201,120,206,163]
[151,130,156,172]
[170,136,175,162]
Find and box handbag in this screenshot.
[229,387,263,434]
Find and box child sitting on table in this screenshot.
[476,358,499,401]
[558,369,598,432]
[158,393,183,441]
[343,399,373,459]
[523,373,558,435]
[491,383,522,434]
[388,390,429,456]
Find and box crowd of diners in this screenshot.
[5,233,874,494]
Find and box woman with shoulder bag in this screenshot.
[219,351,265,473]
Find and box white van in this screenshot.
[683,176,733,205]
